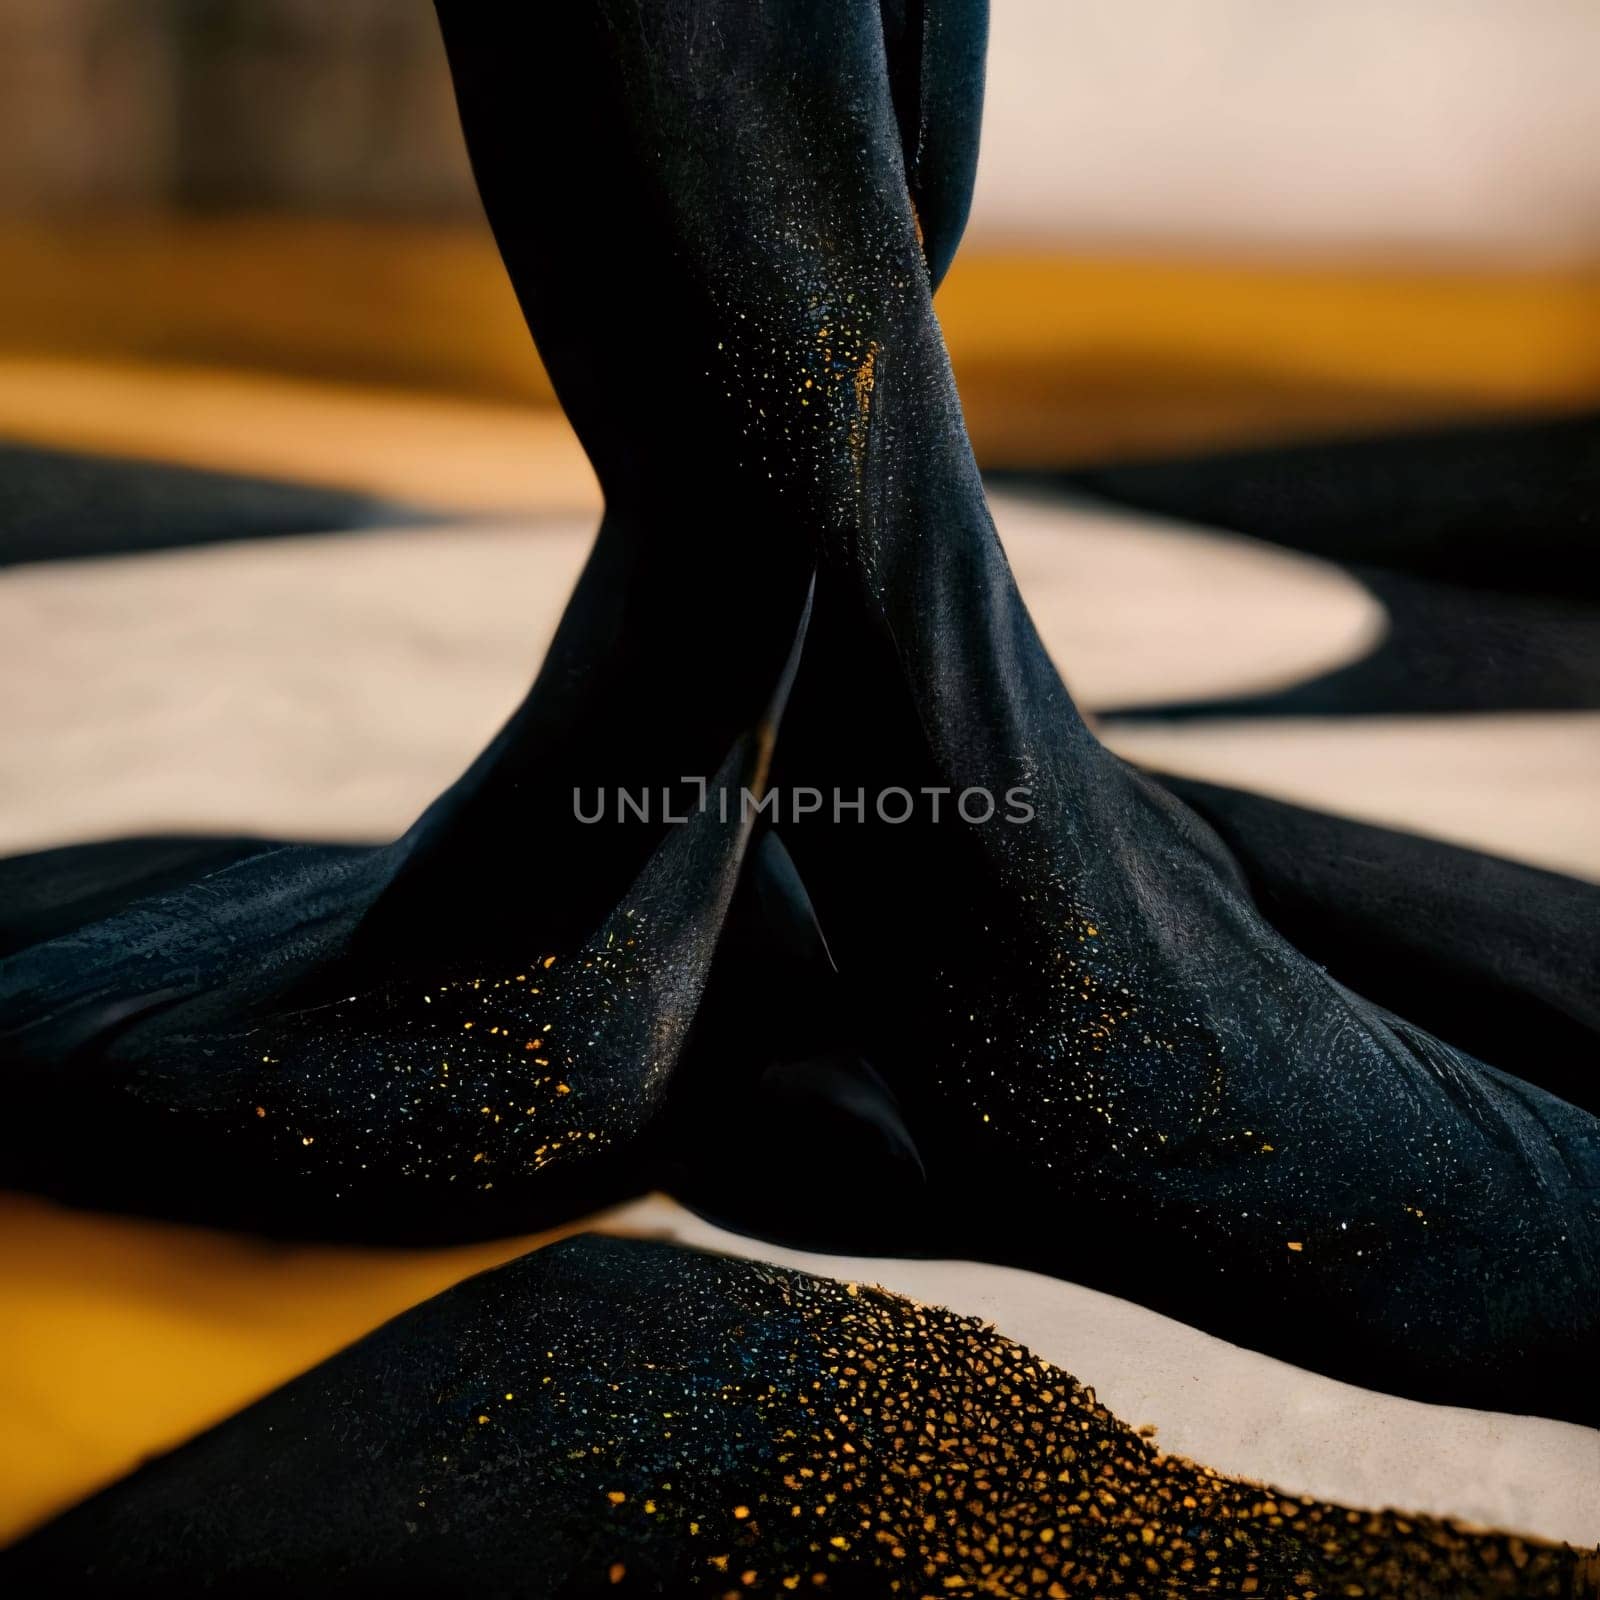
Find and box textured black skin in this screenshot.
[1,0,1595,1425]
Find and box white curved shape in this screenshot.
[1105,711,1600,883]
[992,488,1386,711]
[0,496,1384,854]
[0,521,591,853]
[594,1195,1600,1548]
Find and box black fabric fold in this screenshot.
[1150,774,1600,1109]
[0,440,423,567]
[3,1235,1584,1596]
[1,0,1595,1432]
[1053,410,1600,601]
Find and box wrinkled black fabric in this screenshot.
[0,835,290,958]
[1053,411,1600,600]
[1,0,1595,1428]
[0,441,423,567]
[1027,416,1600,719]
[1153,776,1600,1111]
[0,687,803,1237]
[4,1235,1584,1596]
[430,0,1596,1423]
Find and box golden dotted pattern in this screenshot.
[235,910,661,1199]
[565,1271,1585,1598]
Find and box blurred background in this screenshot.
[2,0,1598,1547]
[4,0,1600,473]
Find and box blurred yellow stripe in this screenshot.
[943,253,1600,463]
[3,219,1598,468]
[0,219,551,407]
[0,1196,586,1543]
[0,356,598,514]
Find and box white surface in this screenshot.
[998,490,1384,710]
[4,495,1591,878]
[0,493,1385,853]
[595,1196,1600,1547]
[972,0,1600,261]
[0,521,577,851]
[1105,711,1600,883]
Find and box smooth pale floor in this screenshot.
[1,364,1596,1548]
[0,493,1389,857]
[2,475,1594,879]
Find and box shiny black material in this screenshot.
[4,1236,1582,1596]
[1,0,1594,1426]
